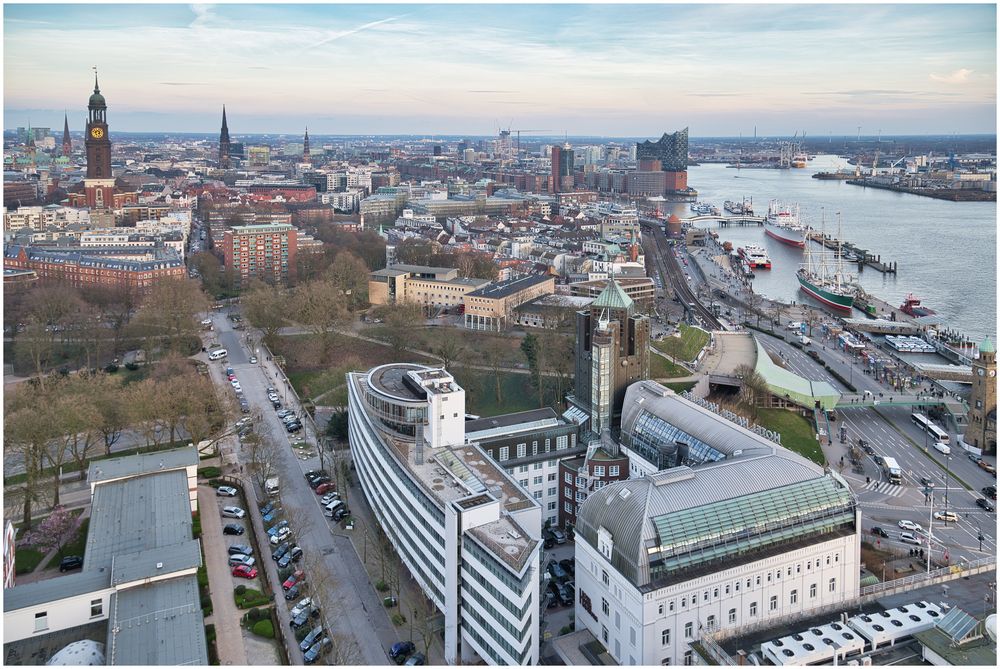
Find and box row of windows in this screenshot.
[462,537,533,595]
[461,604,531,664]
[497,435,570,461]
[463,580,532,641]
[461,563,532,619]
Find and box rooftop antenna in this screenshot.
[856,126,861,142]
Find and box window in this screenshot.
[728,608,737,624]
[519,479,528,487]
[609,465,619,477]
[713,587,719,598]
[767,572,772,583]
[533,491,542,499]
[34,611,49,632]
[564,486,572,497]
[90,598,103,617]
[661,629,670,645]
[564,501,573,513]
[603,570,610,586]
[518,465,528,473]
[532,441,538,455]
[703,591,709,602]
[750,601,758,617]
[669,601,675,612]
[534,462,543,470]
[790,590,798,605]
[684,622,693,638]
[829,578,837,592]
[548,473,557,482]
[658,603,664,616]
[630,626,636,645]
[725,584,730,595]
[826,555,831,566]
[662,658,672,666]
[602,598,610,616]
[684,650,693,665]
[548,487,557,497]
[681,597,687,608]
[594,466,605,476]
[615,611,621,629]
[810,583,817,598]
[517,443,526,458]
[602,626,609,643]
[735,581,740,592]
[565,472,573,483]
[796,564,801,574]
[835,553,839,563]
[755,576,760,587]
[547,501,557,511]
[707,614,716,629]
[770,595,777,611]
[533,476,543,485]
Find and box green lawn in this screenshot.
[451,367,564,416]
[650,353,689,379]
[15,547,45,575]
[664,381,698,394]
[653,325,710,363]
[757,408,825,466]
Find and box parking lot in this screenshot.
[539,537,578,660]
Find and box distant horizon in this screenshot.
[5,3,996,136]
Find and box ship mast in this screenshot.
[836,211,844,291]
[819,208,827,284]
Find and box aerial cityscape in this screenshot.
[1,2,997,667]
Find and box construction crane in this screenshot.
[513,129,552,156]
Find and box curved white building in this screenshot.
[347,364,541,665]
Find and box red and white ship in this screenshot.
[764,200,807,248]
[738,244,772,269]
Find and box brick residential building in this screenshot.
[222,223,298,285]
[3,244,184,291]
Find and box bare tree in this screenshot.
[244,426,281,496]
[766,301,787,331]
[13,317,55,389]
[432,328,466,370]
[746,291,765,328]
[5,399,59,527]
[326,251,370,310]
[483,338,508,404]
[735,363,768,419]
[243,281,289,349]
[408,595,442,659]
[804,308,820,337]
[380,303,424,353]
[291,279,351,360]
[298,550,363,666]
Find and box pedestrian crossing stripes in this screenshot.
[861,480,906,497]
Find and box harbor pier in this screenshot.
[806,232,897,274]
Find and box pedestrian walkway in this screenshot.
[862,480,907,497]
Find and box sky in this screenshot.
[3,2,997,136]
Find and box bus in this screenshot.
[882,456,902,484]
[911,412,950,445]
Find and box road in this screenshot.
[205,309,398,665]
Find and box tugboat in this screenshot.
[899,294,936,318]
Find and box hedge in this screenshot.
[235,586,270,609]
[252,619,274,639]
[198,466,222,479]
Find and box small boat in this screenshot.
[899,294,936,318]
[738,244,772,269]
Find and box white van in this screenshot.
[208,348,228,360]
[323,500,344,518]
[787,321,804,331]
[933,441,951,456]
[799,335,812,346]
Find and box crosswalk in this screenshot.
[861,480,907,497]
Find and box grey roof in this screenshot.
[111,539,201,586]
[86,470,194,573]
[579,381,837,589]
[465,408,558,433]
[370,267,409,277]
[106,575,208,666]
[88,446,197,484]
[466,273,552,299]
[3,568,111,613]
[387,263,456,276]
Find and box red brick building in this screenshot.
[557,446,629,529]
[3,245,184,291]
[222,223,298,285]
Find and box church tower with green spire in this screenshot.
[966,336,996,455]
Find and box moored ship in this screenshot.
[738,244,772,269]
[763,200,806,248]
[900,294,936,318]
[797,211,855,312]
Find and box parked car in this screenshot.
[807,349,821,361]
[305,469,329,481]
[299,626,324,653]
[390,641,415,663]
[286,421,303,433]
[259,502,275,516]
[547,561,568,582]
[221,506,245,519]
[290,607,317,630]
[558,559,575,576]
[267,520,290,536]
[321,492,340,505]
[285,583,306,601]
[933,511,959,522]
[290,597,313,618]
[231,565,258,579]
[979,460,997,474]
[308,476,332,489]
[270,527,292,545]
[277,409,294,419]
[228,544,253,556]
[976,498,995,512]
[543,538,555,550]
[551,528,567,544]
[555,581,573,606]
[59,555,84,572]
[331,507,349,522]
[277,553,293,569]
[216,485,239,497]
[289,546,304,562]
[304,637,332,664]
[283,569,305,591]
[899,532,922,546]
[562,581,576,605]
[249,355,258,364]
[897,519,921,533]
[983,486,997,500]
[969,453,983,463]
[228,554,256,568]
[223,523,245,536]
[272,543,291,561]
[404,652,426,666]
[870,526,890,538]
[315,482,336,496]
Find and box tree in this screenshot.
[129,278,209,359]
[432,328,466,370]
[297,548,364,665]
[380,303,424,353]
[5,392,60,527]
[327,251,370,309]
[326,408,349,443]
[735,363,767,419]
[20,506,81,560]
[93,376,128,455]
[804,307,821,337]
[483,339,508,404]
[408,595,442,659]
[81,283,140,357]
[520,333,545,406]
[766,301,787,332]
[395,239,435,266]
[543,332,574,403]
[291,279,351,360]
[244,426,281,496]
[13,317,55,387]
[746,291,765,328]
[243,281,288,349]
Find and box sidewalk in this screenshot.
[198,485,249,666]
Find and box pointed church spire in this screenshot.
[303,126,311,163]
[218,105,232,169]
[62,112,72,157]
[93,66,100,94]
[221,105,229,133]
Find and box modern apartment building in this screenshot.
[221,223,297,285]
[347,364,542,665]
[570,381,860,666]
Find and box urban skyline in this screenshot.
[4,2,997,135]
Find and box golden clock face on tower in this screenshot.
[90,127,104,139]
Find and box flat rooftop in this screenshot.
[366,363,430,402]
[88,446,197,484]
[107,575,208,665]
[466,273,552,299]
[465,408,559,435]
[86,470,194,573]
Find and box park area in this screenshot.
[653,324,710,363]
[756,408,824,466]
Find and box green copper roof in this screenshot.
[981,337,995,354]
[593,279,634,312]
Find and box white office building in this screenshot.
[569,381,860,666]
[347,364,542,665]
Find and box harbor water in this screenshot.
[671,155,997,342]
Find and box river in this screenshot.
[665,155,996,342]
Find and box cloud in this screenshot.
[159,82,211,86]
[930,68,974,83]
[302,16,406,52]
[468,90,516,94]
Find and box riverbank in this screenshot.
[845,179,996,202]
